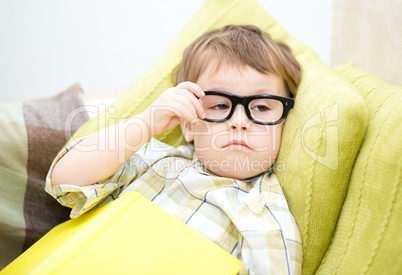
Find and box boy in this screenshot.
[46,25,302,274]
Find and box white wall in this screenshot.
[0,0,332,102]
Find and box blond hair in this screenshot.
[176,25,301,97]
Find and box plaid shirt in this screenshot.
[46,138,302,274]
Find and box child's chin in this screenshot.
[197,152,272,179]
[209,157,269,180]
[214,169,264,180]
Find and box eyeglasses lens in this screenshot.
[201,95,284,124]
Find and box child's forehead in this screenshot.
[201,59,248,77]
[197,61,286,96]
[200,58,282,82]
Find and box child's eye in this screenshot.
[251,105,270,112]
[211,104,230,110]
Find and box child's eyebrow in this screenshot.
[252,89,275,94]
[205,87,227,92]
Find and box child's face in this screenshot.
[183,63,288,179]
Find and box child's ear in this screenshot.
[180,120,194,142]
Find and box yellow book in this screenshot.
[2,192,241,274]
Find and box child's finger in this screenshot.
[175,82,205,118]
[172,99,199,124]
[176,81,205,98]
[176,88,206,119]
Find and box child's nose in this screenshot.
[228,105,250,131]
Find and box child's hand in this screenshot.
[51,82,204,186]
[142,82,206,136]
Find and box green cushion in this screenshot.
[274,51,367,274]
[71,0,367,273]
[317,65,402,274]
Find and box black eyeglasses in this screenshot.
[200,91,294,125]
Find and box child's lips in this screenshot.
[223,141,253,150]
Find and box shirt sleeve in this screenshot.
[45,137,192,219]
[227,173,302,274]
[45,137,158,218]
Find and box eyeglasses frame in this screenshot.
[200,91,294,125]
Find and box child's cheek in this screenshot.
[191,120,209,132]
[192,122,229,151]
[191,121,211,148]
[247,123,283,151]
